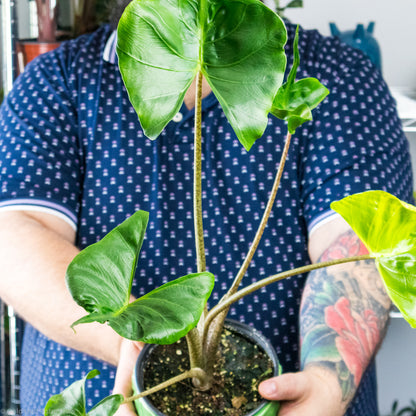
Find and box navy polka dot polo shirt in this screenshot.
[0,23,413,415]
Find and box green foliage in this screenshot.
[331,191,416,327]
[117,0,327,149]
[117,0,287,150]
[285,0,303,7]
[273,0,303,17]
[271,26,329,133]
[44,370,123,416]
[387,399,416,416]
[67,210,215,344]
[67,210,149,319]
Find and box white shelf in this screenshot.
[389,310,403,319]
[391,87,416,133]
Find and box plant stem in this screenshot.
[203,254,373,338]
[186,327,205,369]
[202,132,292,362]
[227,131,292,297]
[194,70,206,274]
[185,71,207,379]
[124,367,208,403]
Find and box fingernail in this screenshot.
[259,380,277,397]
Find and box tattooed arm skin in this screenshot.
[259,216,391,416]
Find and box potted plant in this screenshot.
[43,0,416,415]
[16,0,61,71]
[16,0,109,71]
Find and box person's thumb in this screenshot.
[258,372,309,401]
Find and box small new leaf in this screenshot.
[44,370,123,416]
[271,26,329,133]
[331,191,416,327]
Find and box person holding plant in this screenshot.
[0,0,413,415]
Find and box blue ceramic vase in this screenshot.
[330,22,382,71]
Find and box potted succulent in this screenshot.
[43,0,416,415]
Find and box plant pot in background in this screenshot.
[15,39,61,74]
[133,320,281,416]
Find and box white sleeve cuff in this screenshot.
[308,210,341,238]
[0,199,77,231]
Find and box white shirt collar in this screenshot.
[103,31,117,64]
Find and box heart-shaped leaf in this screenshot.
[72,271,215,344]
[67,210,215,344]
[117,0,287,150]
[271,26,329,133]
[66,210,149,319]
[331,191,416,327]
[44,370,123,416]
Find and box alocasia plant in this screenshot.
[44,0,416,414]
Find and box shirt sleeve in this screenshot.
[0,43,82,229]
[299,37,414,235]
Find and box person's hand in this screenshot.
[258,366,347,416]
[113,338,144,416]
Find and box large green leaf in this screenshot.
[67,210,215,344]
[72,272,215,344]
[271,26,329,133]
[44,370,123,416]
[331,191,416,327]
[67,210,149,317]
[117,0,287,150]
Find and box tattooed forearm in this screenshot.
[300,229,391,402]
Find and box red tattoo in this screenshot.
[321,234,368,262]
[325,297,380,386]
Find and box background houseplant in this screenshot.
[273,0,303,16]
[387,400,416,416]
[16,0,110,70]
[34,0,58,42]
[42,0,416,414]
[16,0,61,72]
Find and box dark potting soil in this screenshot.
[142,328,274,415]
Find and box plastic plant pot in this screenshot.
[132,319,281,416]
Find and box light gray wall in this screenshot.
[285,0,416,89]
[376,317,416,415]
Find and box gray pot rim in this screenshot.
[133,318,280,416]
